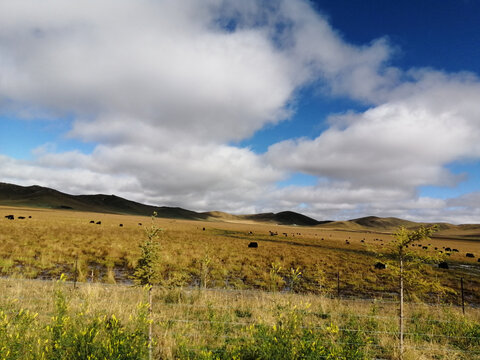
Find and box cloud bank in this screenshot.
[1,0,480,223]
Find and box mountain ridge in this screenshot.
[0,182,322,225]
[0,182,462,229]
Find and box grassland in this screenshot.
[1,206,480,305]
[1,206,480,358]
[0,278,479,359]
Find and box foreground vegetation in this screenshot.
[0,278,479,359]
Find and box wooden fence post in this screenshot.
[73,256,78,289]
[337,271,340,298]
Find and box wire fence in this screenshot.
[1,277,479,358]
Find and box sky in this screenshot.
[1,0,480,224]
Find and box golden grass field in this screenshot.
[1,205,480,304]
[1,205,480,359]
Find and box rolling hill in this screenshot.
[0,182,206,220]
[1,182,467,231]
[0,182,322,225]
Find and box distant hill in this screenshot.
[350,216,419,229]
[320,216,431,232]
[0,183,320,225]
[0,182,207,220]
[0,182,462,230]
[241,211,330,226]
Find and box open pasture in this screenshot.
[0,278,479,359]
[1,206,480,304]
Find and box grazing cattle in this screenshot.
[96,221,101,225]
[138,223,142,226]
[248,231,253,235]
[452,249,459,252]
[202,227,205,231]
[422,246,428,250]
[283,232,288,237]
[90,220,95,224]
[345,240,350,244]
[438,262,449,269]
[466,253,475,258]
[119,224,123,227]
[5,215,14,220]
[28,216,32,218]
[434,247,438,250]
[445,247,452,252]
[248,242,258,248]
[18,216,25,219]
[360,239,365,243]
[374,262,386,270]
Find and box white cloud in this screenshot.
[267,73,480,189]
[1,0,480,223]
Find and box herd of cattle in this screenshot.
[3,214,480,267]
[4,215,30,220]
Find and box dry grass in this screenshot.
[0,278,479,359]
[1,206,480,305]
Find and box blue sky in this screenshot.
[1,0,480,223]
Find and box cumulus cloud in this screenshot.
[1,0,480,223]
[267,72,480,188]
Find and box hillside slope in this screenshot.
[0,182,207,220]
[0,183,320,225]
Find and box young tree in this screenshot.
[133,212,162,360]
[390,225,437,360]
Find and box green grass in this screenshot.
[0,278,479,359]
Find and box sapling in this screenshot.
[133,212,162,360]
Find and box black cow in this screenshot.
[445,247,452,252]
[374,262,386,270]
[466,253,475,258]
[248,242,258,248]
[438,262,449,269]
[5,215,14,220]
[18,216,25,219]
[96,221,101,225]
[119,224,123,227]
[89,220,95,224]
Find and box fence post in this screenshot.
[337,271,340,298]
[73,256,78,289]
[461,277,465,315]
